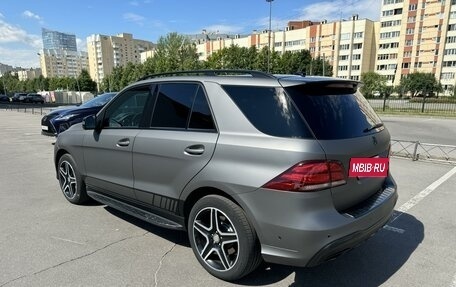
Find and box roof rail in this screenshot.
[137,69,275,81]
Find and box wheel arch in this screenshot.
[182,187,239,228]
[55,149,69,179]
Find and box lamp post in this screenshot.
[75,75,81,102]
[36,53,45,92]
[322,53,325,77]
[266,0,273,73]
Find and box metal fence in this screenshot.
[3,103,455,164]
[0,103,63,115]
[368,98,456,114]
[391,139,456,164]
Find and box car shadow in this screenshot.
[104,206,190,247]
[102,206,423,287]
[236,213,423,286]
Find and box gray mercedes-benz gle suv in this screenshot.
[54,70,397,281]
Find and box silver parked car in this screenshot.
[54,70,397,281]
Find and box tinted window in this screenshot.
[104,86,151,128]
[189,87,215,131]
[285,83,382,140]
[151,83,198,129]
[81,92,116,108]
[222,85,312,138]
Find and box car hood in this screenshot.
[56,106,102,117]
[47,106,79,117]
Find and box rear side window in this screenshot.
[151,83,216,131]
[285,83,382,140]
[151,83,197,129]
[189,87,216,131]
[222,85,313,139]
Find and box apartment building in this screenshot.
[39,28,87,78]
[292,16,377,81]
[195,17,377,80]
[0,63,14,75]
[87,33,155,84]
[378,0,456,93]
[17,68,42,81]
[39,49,89,78]
[42,28,77,51]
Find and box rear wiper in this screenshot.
[363,123,384,133]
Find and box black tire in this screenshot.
[57,153,88,204]
[188,195,262,281]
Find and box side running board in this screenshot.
[87,191,183,230]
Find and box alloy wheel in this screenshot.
[192,207,239,272]
[59,160,77,199]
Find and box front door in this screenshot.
[83,85,152,199]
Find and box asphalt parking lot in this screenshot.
[1,111,455,287]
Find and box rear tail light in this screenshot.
[262,161,346,192]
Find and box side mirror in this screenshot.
[82,115,97,130]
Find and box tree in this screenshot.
[311,56,333,77]
[398,72,442,97]
[361,72,388,98]
[1,73,19,94]
[205,45,258,70]
[276,51,300,74]
[142,56,157,76]
[77,69,97,92]
[154,32,200,72]
[254,46,269,72]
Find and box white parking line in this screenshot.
[383,225,405,234]
[51,236,85,245]
[391,166,456,223]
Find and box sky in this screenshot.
[0,0,381,69]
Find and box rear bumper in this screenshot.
[235,174,397,267]
[306,207,392,266]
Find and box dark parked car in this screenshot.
[11,93,28,102]
[54,70,397,281]
[0,95,10,103]
[41,92,117,136]
[24,94,45,104]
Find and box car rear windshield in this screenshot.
[222,85,313,139]
[284,82,382,140]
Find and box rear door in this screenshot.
[283,81,390,211]
[132,82,218,212]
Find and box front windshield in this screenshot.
[81,93,116,108]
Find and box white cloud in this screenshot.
[0,18,42,68]
[256,17,289,31]
[22,10,45,25]
[123,12,146,26]
[76,38,87,51]
[22,10,43,21]
[0,13,4,18]
[297,0,381,22]
[0,47,39,68]
[0,19,42,48]
[129,1,139,6]
[202,24,244,34]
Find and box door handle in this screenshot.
[116,138,130,147]
[184,144,205,155]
